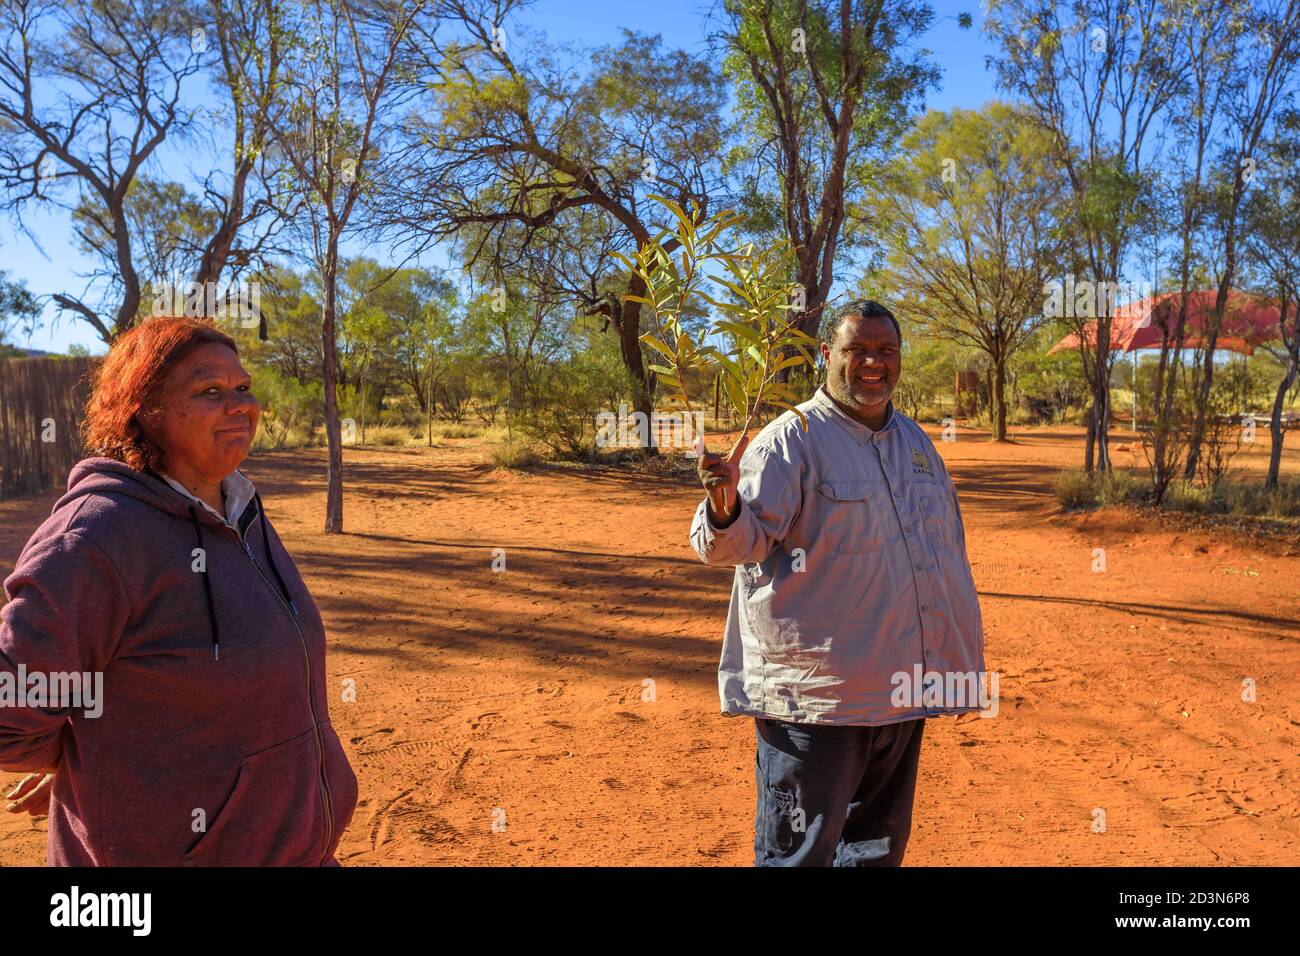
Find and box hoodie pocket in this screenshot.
[183,728,327,867]
[318,720,359,861]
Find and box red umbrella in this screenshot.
[1048,289,1295,356]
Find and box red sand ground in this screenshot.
[1,423,1297,865]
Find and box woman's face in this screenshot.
[142,342,261,481]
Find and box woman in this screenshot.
[0,316,358,865]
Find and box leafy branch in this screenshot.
[615,194,817,463]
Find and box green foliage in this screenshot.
[359,425,411,447]
[1164,479,1217,514]
[517,324,637,461]
[1052,468,1098,509]
[71,178,212,321]
[252,367,324,451]
[1052,467,1147,509]
[720,0,939,260]
[1011,329,1088,424]
[616,194,817,455]
[0,271,40,347]
[491,439,543,469]
[892,336,954,420]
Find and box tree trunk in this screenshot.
[618,278,658,454]
[992,356,1008,441]
[1084,402,1096,474]
[1266,359,1296,490]
[322,260,344,535]
[426,358,434,449]
[1096,379,1111,472]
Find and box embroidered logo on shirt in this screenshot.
[911,448,935,478]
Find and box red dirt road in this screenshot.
[2,424,1298,865]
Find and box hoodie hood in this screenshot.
[60,457,249,529]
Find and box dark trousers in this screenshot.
[753,716,926,866]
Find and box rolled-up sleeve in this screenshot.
[689,442,802,567]
[0,532,130,771]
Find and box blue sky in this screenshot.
[4,0,994,354]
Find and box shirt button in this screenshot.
[914,563,922,571]
[921,604,929,611]
[893,488,901,497]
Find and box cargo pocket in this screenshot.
[763,783,801,854]
[183,728,327,867]
[815,480,885,554]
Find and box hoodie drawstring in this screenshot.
[188,504,221,662]
[187,492,296,664]
[254,492,298,617]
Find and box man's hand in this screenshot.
[5,765,57,817]
[697,433,750,527]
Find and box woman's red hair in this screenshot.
[80,316,239,473]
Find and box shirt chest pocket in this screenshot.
[913,478,957,552]
[814,480,889,554]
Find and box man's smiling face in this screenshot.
[821,313,901,427]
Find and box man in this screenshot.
[690,299,986,867]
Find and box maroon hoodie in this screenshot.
[0,457,358,865]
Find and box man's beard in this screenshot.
[828,369,893,413]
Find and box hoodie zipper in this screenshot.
[229,525,336,866]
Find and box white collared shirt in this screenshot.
[689,384,985,725]
[160,469,257,535]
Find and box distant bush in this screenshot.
[1052,469,1096,508]
[359,425,410,447]
[253,370,323,451]
[1165,479,1217,513]
[517,343,634,461]
[491,439,542,469]
[1097,469,1147,506]
[1179,478,1300,518]
[433,422,483,439]
[1053,468,1147,508]
[1054,473,1300,519]
[1263,480,1300,518]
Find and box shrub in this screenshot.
[1097,469,1147,506]
[1264,480,1300,518]
[1165,479,1217,513]
[433,422,483,439]
[1216,479,1300,518]
[1052,469,1096,508]
[252,370,323,451]
[517,341,634,461]
[359,425,410,447]
[491,439,542,469]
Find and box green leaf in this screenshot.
[640,335,678,361]
[714,320,763,346]
[722,373,747,417]
[647,193,690,229]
